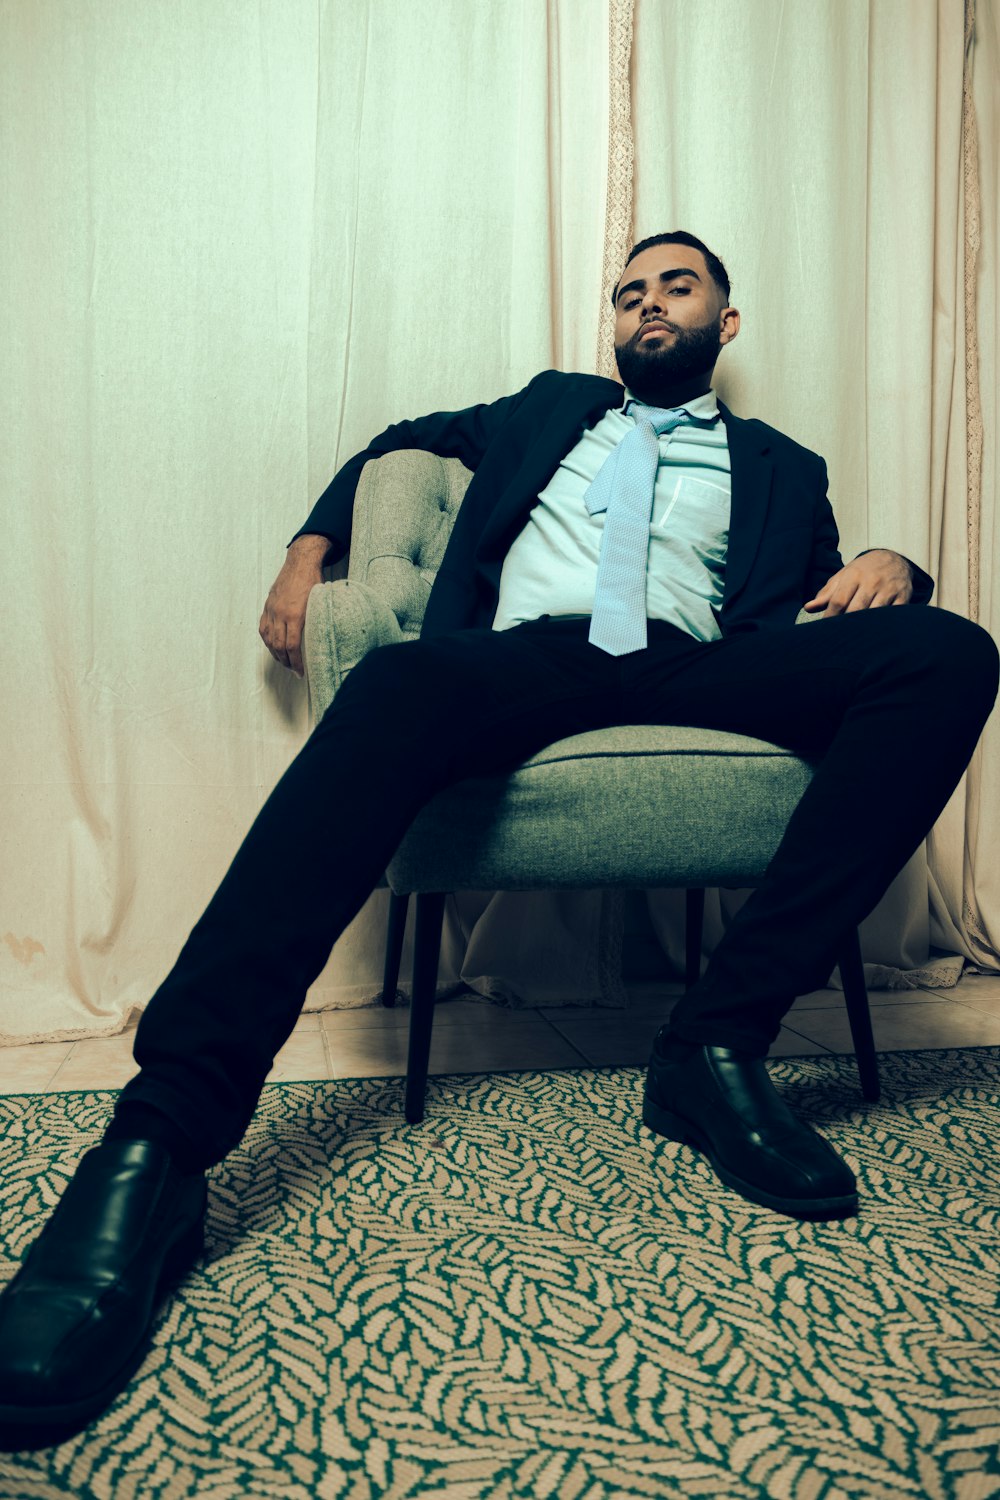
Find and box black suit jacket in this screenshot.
[291,369,935,639]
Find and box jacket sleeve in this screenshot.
[803,459,845,603]
[805,459,935,606]
[287,374,545,565]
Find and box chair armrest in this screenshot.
[303,578,404,724]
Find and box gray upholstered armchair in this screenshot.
[303,449,879,1124]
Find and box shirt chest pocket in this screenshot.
[650,475,730,550]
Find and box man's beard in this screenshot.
[615,319,723,401]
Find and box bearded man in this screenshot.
[1,230,996,1434]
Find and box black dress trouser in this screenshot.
[110,604,999,1169]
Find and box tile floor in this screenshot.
[1,974,999,1096]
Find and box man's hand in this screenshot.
[259,535,329,676]
[803,549,914,617]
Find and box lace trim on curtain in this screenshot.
[596,0,635,381]
[960,0,994,964]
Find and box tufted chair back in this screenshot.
[303,451,474,717]
[348,450,473,640]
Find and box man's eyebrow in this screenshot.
[616,268,702,304]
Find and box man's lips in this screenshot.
[638,323,672,341]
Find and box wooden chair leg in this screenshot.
[839,925,880,1102]
[381,890,409,1008]
[404,891,446,1125]
[685,887,705,991]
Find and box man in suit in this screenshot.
[1,231,997,1433]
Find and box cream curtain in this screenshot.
[0,0,614,1041]
[1,0,995,1045]
[2,1,320,1042]
[626,0,999,1000]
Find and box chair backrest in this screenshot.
[349,450,473,640]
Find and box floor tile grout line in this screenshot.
[910,994,1000,1017]
[535,1011,599,1066]
[774,1022,835,1054]
[44,1044,79,1092]
[319,1025,337,1081]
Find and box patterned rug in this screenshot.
[0,1048,998,1500]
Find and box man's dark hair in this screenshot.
[611,230,731,309]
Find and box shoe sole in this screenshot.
[0,1209,205,1434]
[643,1091,858,1221]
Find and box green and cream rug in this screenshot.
[0,1048,998,1499]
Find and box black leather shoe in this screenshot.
[643,1030,858,1220]
[0,1138,207,1436]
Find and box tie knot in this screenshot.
[625,399,716,435]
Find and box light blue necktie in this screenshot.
[585,400,718,655]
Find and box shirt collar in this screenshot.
[619,386,720,422]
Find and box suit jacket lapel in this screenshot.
[475,376,624,569]
[716,398,774,606]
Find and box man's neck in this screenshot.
[624,377,714,409]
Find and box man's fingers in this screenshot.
[259,605,305,674]
[285,629,304,677]
[260,560,321,675]
[805,557,914,618]
[827,578,870,614]
[259,607,286,667]
[817,587,901,617]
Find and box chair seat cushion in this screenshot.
[386,725,819,893]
